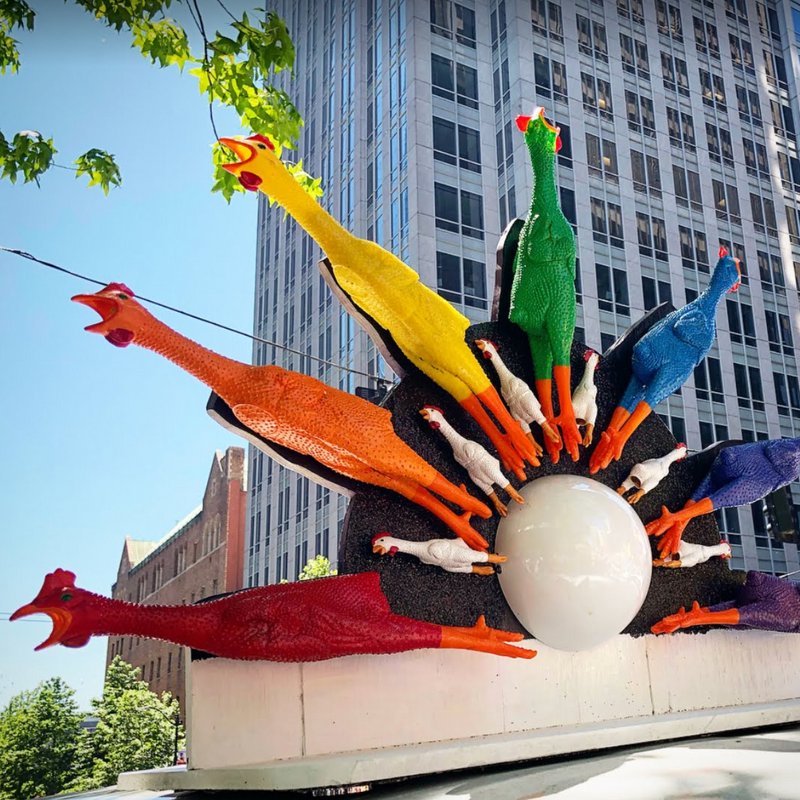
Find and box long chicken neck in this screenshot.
[437,419,467,452]
[260,167,357,264]
[85,595,222,652]
[490,355,515,390]
[661,449,685,468]
[698,265,732,312]
[135,314,248,398]
[526,141,559,217]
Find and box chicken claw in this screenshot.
[651,601,710,634]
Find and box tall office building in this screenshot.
[246,0,800,587]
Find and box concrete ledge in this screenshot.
[119,699,800,792]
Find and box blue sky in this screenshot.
[0,2,277,709]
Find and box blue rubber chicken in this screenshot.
[647,437,800,558]
[590,247,741,473]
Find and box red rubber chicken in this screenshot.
[217,133,538,480]
[12,569,536,662]
[72,283,492,550]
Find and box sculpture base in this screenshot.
[118,630,800,793]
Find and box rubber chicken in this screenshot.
[72,283,492,551]
[509,109,581,464]
[218,133,538,480]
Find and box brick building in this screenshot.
[106,447,246,718]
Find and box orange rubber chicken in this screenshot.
[217,134,538,480]
[72,283,492,550]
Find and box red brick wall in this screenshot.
[105,447,246,720]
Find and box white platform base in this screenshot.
[119,699,800,792]
[119,630,800,792]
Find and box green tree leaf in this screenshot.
[0,677,82,799]
[72,657,183,790]
[74,148,121,194]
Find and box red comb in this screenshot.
[583,349,596,361]
[423,405,444,414]
[371,533,389,545]
[104,282,134,297]
[719,246,728,258]
[676,442,687,450]
[248,133,275,151]
[41,569,77,594]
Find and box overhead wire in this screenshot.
[0,246,394,387]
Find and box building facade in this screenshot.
[247,0,800,587]
[107,447,247,718]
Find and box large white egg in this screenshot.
[496,475,652,651]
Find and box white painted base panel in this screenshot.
[119,630,800,792]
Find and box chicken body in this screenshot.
[590,250,741,473]
[421,406,524,516]
[73,285,492,550]
[653,540,731,569]
[218,135,537,478]
[646,438,800,557]
[572,351,599,446]
[372,535,505,575]
[13,570,535,661]
[652,571,800,634]
[509,110,581,462]
[618,445,687,504]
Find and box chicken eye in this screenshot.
[117,293,129,300]
[61,592,73,602]
[256,144,267,150]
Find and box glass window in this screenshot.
[455,4,476,46]
[436,250,461,301]
[608,202,624,245]
[456,63,478,108]
[432,116,456,164]
[552,60,568,99]
[458,125,481,172]
[431,54,454,99]
[462,258,486,307]
[534,54,551,95]
[581,72,596,108]
[434,182,459,231]
[460,189,484,239]
[591,197,607,239]
[430,0,452,36]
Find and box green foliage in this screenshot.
[0,0,34,74]
[0,1,315,200]
[74,148,122,195]
[73,657,183,790]
[0,130,57,185]
[0,677,82,799]
[298,555,337,581]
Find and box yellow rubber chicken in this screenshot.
[219,134,538,478]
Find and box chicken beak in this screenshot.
[373,544,387,556]
[71,293,119,333]
[218,138,256,173]
[10,605,73,651]
[475,340,486,352]
[419,409,431,421]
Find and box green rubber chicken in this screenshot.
[508,108,582,463]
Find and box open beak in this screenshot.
[419,409,431,421]
[475,340,486,352]
[372,544,387,556]
[71,293,119,333]
[218,138,256,173]
[10,605,73,651]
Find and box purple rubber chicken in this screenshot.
[646,437,800,559]
[652,571,800,634]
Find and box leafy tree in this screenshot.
[73,657,183,790]
[0,677,82,799]
[0,0,320,200]
[298,554,337,581]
